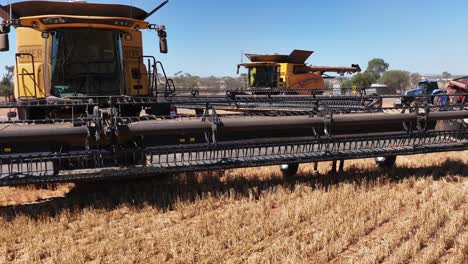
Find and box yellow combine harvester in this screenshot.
[0,1,465,186]
[1,0,173,119]
[238,50,361,94]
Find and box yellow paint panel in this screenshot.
[16,64,46,98]
[122,31,149,96]
[278,63,289,88]
[17,45,44,63]
[15,28,47,99]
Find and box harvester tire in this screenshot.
[280,163,299,178]
[375,156,397,169]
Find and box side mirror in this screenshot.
[158,30,168,54]
[0,33,9,52]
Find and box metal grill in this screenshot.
[0,129,465,186]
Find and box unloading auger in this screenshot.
[0,1,466,186]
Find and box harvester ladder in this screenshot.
[15,53,37,99]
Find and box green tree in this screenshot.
[340,79,352,94]
[239,73,248,89]
[323,80,333,89]
[367,58,389,81]
[352,72,374,88]
[0,65,14,97]
[410,73,421,87]
[173,72,200,90]
[223,76,243,90]
[442,71,452,79]
[340,73,373,94]
[380,70,410,93]
[341,80,352,87]
[200,76,221,94]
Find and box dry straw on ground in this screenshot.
[0,151,467,263]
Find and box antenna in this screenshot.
[8,0,12,20]
[144,0,169,20]
[129,0,133,19]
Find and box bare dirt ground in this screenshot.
[0,151,467,263]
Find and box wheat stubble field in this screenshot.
[0,152,467,263]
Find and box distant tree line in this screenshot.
[171,71,248,94]
[0,64,455,97]
[171,61,456,95]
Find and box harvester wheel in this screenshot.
[375,156,397,169]
[280,163,299,178]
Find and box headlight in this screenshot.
[40,17,68,25]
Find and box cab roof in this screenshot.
[0,1,148,20]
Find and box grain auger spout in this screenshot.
[0,1,467,186]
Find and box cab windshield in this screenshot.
[248,66,277,88]
[50,28,124,97]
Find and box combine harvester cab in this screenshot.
[0,1,466,186]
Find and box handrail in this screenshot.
[15,52,37,99]
[154,60,176,98]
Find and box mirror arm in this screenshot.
[158,29,167,39]
[0,22,10,34]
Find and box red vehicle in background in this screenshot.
[439,76,468,129]
[447,76,468,104]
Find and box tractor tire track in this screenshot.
[381,186,466,264]
[233,189,386,262]
[437,227,468,264]
[328,207,409,264]
[410,191,468,264]
[309,181,445,263]
[328,182,454,264]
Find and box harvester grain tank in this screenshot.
[0,1,465,185]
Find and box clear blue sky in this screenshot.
[1,0,467,77]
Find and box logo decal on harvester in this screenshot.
[18,45,43,63]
